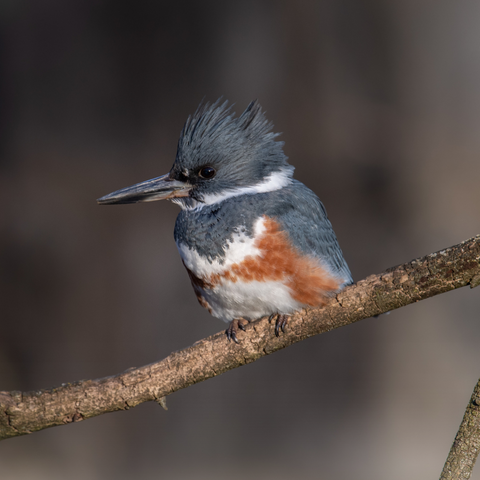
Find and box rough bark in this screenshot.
[440,378,480,480]
[1,235,479,442]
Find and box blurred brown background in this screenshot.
[1,1,479,479]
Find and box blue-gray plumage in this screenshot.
[98,99,352,342]
[174,180,352,285]
[172,100,291,204]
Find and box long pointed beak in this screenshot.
[97,173,191,205]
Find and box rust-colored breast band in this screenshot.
[234,217,340,306]
[182,216,340,310]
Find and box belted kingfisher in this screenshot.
[98,100,353,343]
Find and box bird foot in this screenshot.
[226,318,250,344]
[268,313,290,336]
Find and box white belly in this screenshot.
[176,216,303,322]
[199,278,303,322]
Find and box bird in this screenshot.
[97,99,353,343]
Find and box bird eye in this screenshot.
[198,166,216,179]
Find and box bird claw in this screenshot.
[226,319,249,343]
[269,313,290,336]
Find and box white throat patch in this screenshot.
[172,168,293,211]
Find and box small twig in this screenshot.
[156,397,168,411]
[440,378,480,480]
[0,235,479,441]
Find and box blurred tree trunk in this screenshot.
[440,378,480,480]
[1,234,479,480]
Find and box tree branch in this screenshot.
[440,378,480,480]
[1,235,479,441]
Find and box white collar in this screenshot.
[171,168,293,211]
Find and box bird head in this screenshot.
[97,100,294,209]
